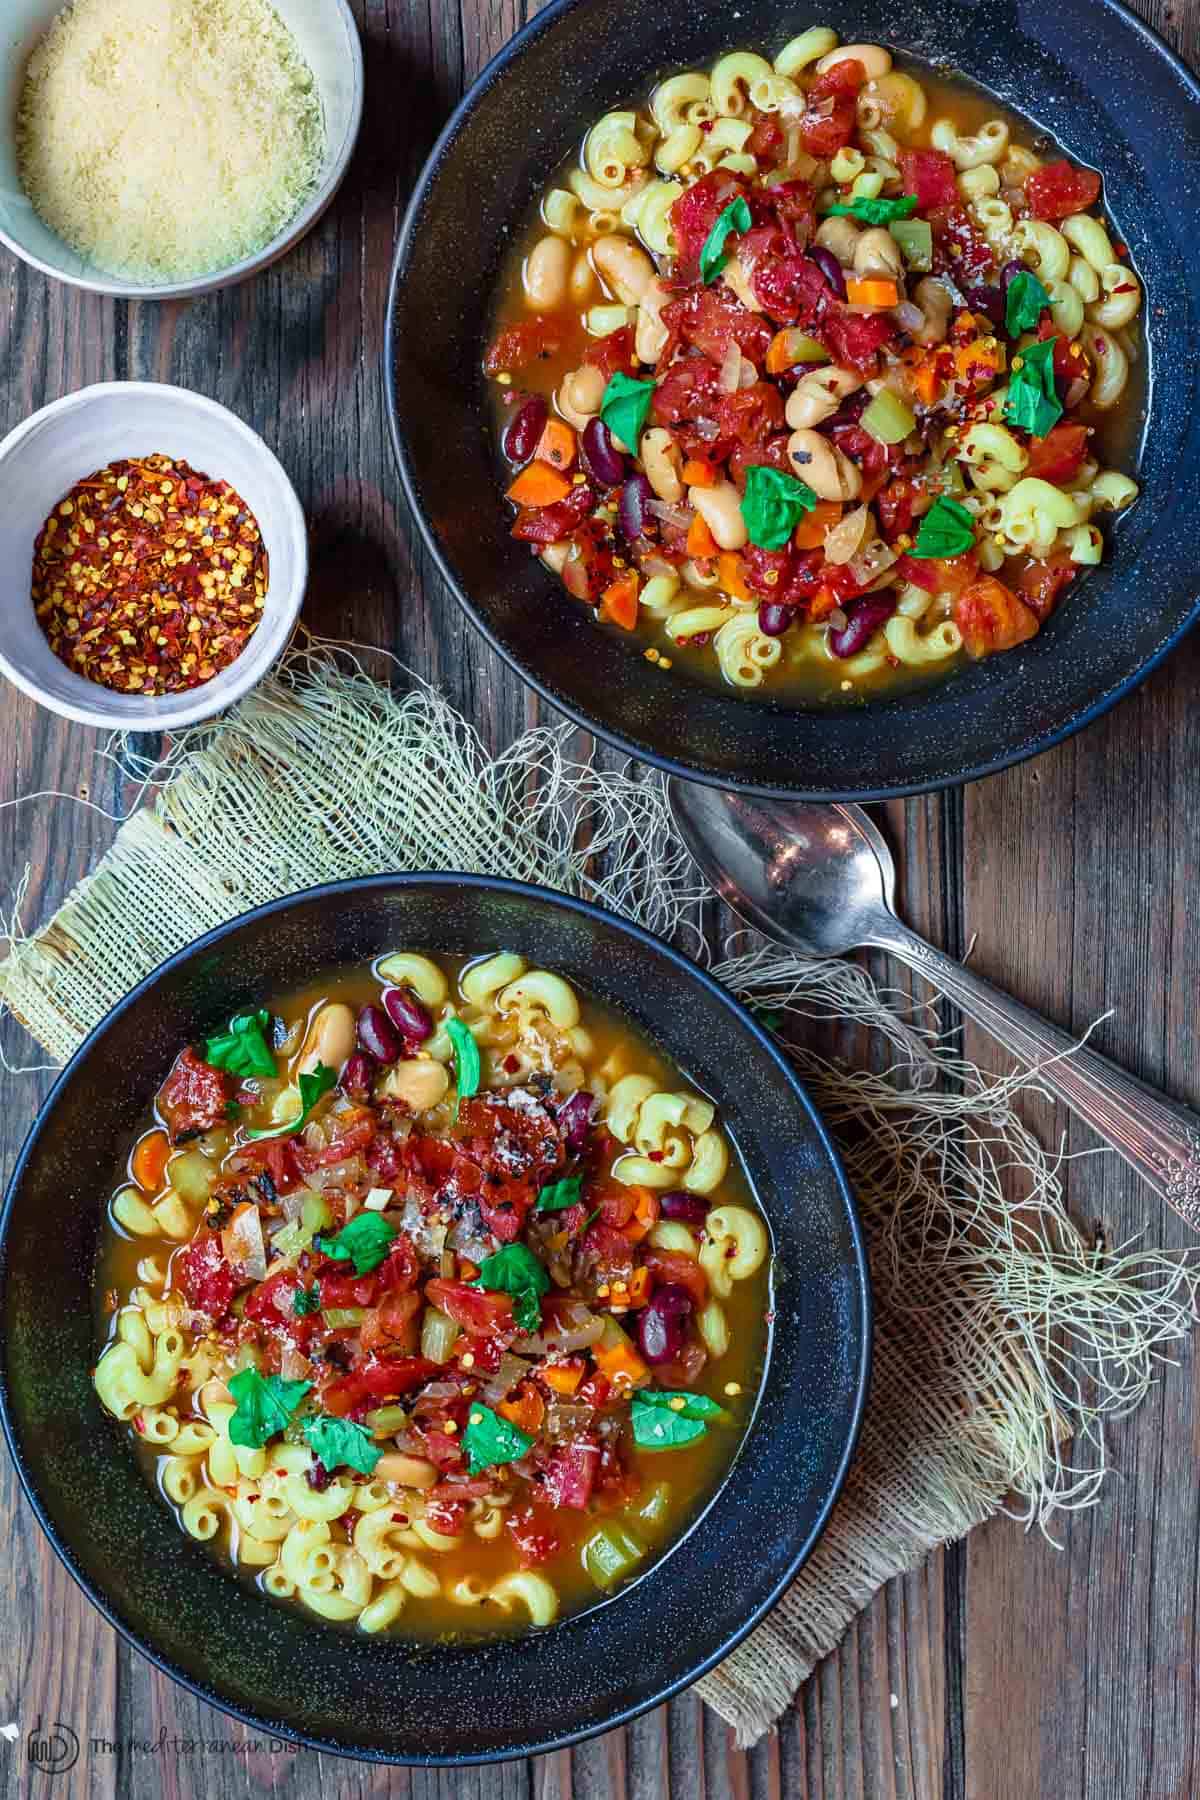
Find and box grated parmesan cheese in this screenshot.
[17,0,325,284]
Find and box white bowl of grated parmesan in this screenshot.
[0,0,363,298]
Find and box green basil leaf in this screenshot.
[446,1018,480,1122]
[204,1009,276,1080]
[303,1413,382,1476]
[631,1387,730,1450]
[599,372,656,456]
[474,1242,550,1333]
[536,1173,584,1213]
[245,1061,337,1140]
[462,1401,536,1476]
[823,193,918,226]
[293,1283,321,1317]
[740,464,818,550]
[909,495,977,560]
[227,1368,311,1449]
[1004,270,1050,338]
[314,1211,397,1277]
[698,195,753,284]
[1003,336,1062,436]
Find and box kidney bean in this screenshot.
[828,591,898,659]
[637,1283,694,1365]
[659,1191,709,1225]
[618,473,654,542]
[582,417,627,487]
[357,1003,402,1066]
[807,244,848,301]
[382,986,433,1043]
[502,395,548,464]
[340,1050,377,1101]
[758,600,797,637]
[963,283,1004,327]
[557,1090,596,1151]
[1000,259,1025,292]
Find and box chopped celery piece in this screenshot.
[301,1192,332,1234]
[583,1523,646,1590]
[631,1481,672,1530]
[861,389,916,446]
[169,1149,213,1206]
[323,1307,366,1328]
[420,1306,461,1364]
[364,1404,409,1436]
[269,1220,312,1260]
[788,332,829,365]
[933,456,967,497]
[889,218,932,271]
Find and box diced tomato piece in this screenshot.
[1013,552,1078,622]
[422,1428,467,1471]
[243,1267,301,1327]
[365,1133,404,1183]
[541,1436,601,1509]
[236,1136,302,1195]
[293,1112,375,1172]
[582,325,636,379]
[376,1235,420,1293]
[315,1266,381,1307]
[954,575,1040,658]
[727,432,793,489]
[484,316,564,376]
[894,552,940,594]
[662,285,774,364]
[175,1230,237,1317]
[740,542,824,606]
[562,518,618,604]
[669,171,750,281]
[797,58,864,158]
[929,550,980,595]
[752,253,835,328]
[877,478,921,543]
[746,112,784,162]
[819,308,896,373]
[650,1337,708,1390]
[652,357,722,426]
[1025,422,1090,485]
[716,381,786,449]
[425,1495,469,1536]
[579,1221,635,1278]
[321,1356,440,1417]
[510,481,595,545]
[1025,160,1102,221]
[596,1184,637,1229]
[1035,315,1090,395]
[157,1047,231,1142]
[644,1247,709,1309]
[359,1289,421,1355]
[765,178,816,238]
[928,205,994,281]
[424,1278,517,1339]
[507,1502,562,1566]
[897,148,959,211]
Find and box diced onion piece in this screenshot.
[823,504,870,565]
[893,299,925,333]
[222,1203,267,1283]
[364,1187,392,1211]
[483,1353,533,1407]
[718,342,742,393]
[848,537,900,588]
[861,389,917,445]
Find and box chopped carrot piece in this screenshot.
[953,337,1005,383]
[542,1361,585,1395]
[625,1266,653,1307]
[717,551,754,604]
[594,1339,649,1387]
[499,1384,546,1435]
[533,418,577,472]
[793,500,842,549]
[809,585,841,621]
[845,277,899,308]
[686,513,718,559]
[458,1258,479,1281]
[619,1186,661,1245]
[681,457,717,487]
[600,572,640,630]
[506,461,572,506]
[912,360,940,406]
[132,1129,171,1194]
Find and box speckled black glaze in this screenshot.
[0,876,869,1765]
[384,0,1200,800]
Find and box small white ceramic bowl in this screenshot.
[0,382,308,729]
[0,0,363,299]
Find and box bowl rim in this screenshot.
[0,870,871,1764]
[382,0,1200,802]
[0,0,364,300]
[0,379,309,729]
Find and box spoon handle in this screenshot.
[874,921,1200,1230]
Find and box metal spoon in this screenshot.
[668,780,1200,1232]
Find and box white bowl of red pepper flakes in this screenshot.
[0,382,308,728]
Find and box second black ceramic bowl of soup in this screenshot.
[384,0,1200,799]
[0,875,869,1762]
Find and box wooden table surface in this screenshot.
[3,1,1199,1795]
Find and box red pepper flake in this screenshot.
[32,453,269,697]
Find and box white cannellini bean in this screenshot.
[691,481,748,550]
[592,234,655,306]
[523,235,570,310]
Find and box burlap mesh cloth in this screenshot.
[2,645,1195,1746]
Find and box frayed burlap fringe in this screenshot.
[2,642,1196,1748]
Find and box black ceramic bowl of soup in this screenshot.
[0,875,869,1763]
[384,0,1200,798]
